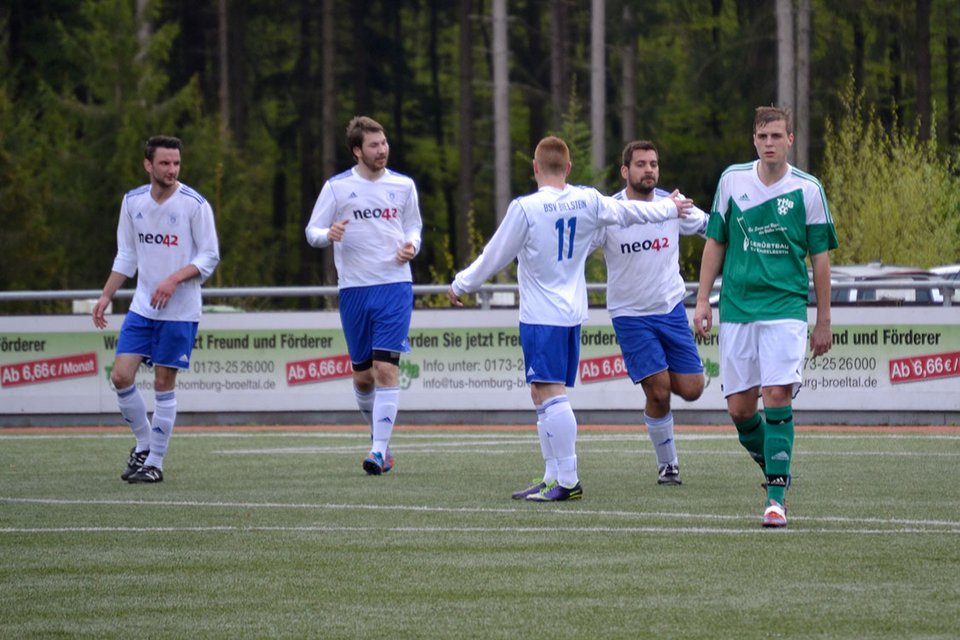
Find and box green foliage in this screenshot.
[0,24,60,296]
[823,77,960,268]
[3,1,960,304]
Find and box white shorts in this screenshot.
[718,319,806,397]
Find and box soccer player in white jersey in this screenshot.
[694,107,838,527]
[447,136,692,501]
[92,135,220,484]
[306,116,423,476]
[592,140,709,486]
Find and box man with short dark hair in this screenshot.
[593,140,708,486]
[93,135,220,483]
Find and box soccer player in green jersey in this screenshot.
[693,106,838,528]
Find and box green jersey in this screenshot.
[706,161,838,323]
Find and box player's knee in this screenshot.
[676,379,705,402]
[153,368,178,393]
[110,368,133,390]
[728,408,755,424]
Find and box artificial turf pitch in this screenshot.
[2,424,958,639]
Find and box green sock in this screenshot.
[764,405,794,505]
[734,413,766,470]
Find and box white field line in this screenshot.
[2,496,958,531]
[1,431,959,442]
[2,524,958,535]
[209,444,960,457]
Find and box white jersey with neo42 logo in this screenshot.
[594,188,708,317]
[305,166,423,289]
[452,184,679,326]
[111,182,220,322]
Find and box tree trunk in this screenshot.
[776,0,796,163]
[217,0,230,142]
[795,0,810,170]
[621,3,636,145]
[297,0,321,297]
[492,0,509,225]
[523,0,546,151]
[915,0,932,141]
[135,0,150,64]
[320,0,337,288]
[590,0,605,176]
[948,26,959,146]
[550,0,569,129]
[350,0,372,113]
[457,0,474,264]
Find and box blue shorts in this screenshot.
[611,302,703,383]
[116,311,199,369]
[338,283,413,364]
[519,323,581,387]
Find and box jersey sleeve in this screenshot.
[595,190,677,226]
[588,225,606,253]
[305,181,337,248]
[452,199,528,296]
[680,205,709,237]
[111,195,139,278]
[402,181,424,254]
[706,175,731,244]
[804,183,838,255]
[190,200,221,282]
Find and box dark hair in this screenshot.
[345,116,385,154]
[754,106,792,134]
[144,135,183,161]
[621,140,658,167]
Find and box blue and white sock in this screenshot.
[646,411,678,467]
[116,384,150,452]
[144,391,176,470]
[540,395,578,487]
[371,386,399,456]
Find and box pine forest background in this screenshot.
[2,0,959,311]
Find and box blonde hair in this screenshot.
[534,136,570,176]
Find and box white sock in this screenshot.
[541,396,578,487]
[535,410,557,484]
[116,384,150,451]
[557,455,578,488]
[646,411,678,467]
[354,386,375,435]
[371,386,399,456]
[144,391,176,470]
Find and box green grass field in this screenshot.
[2,425,959,639]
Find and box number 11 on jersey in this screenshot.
[555,216,577,261]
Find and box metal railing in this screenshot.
[0,279,955,308]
